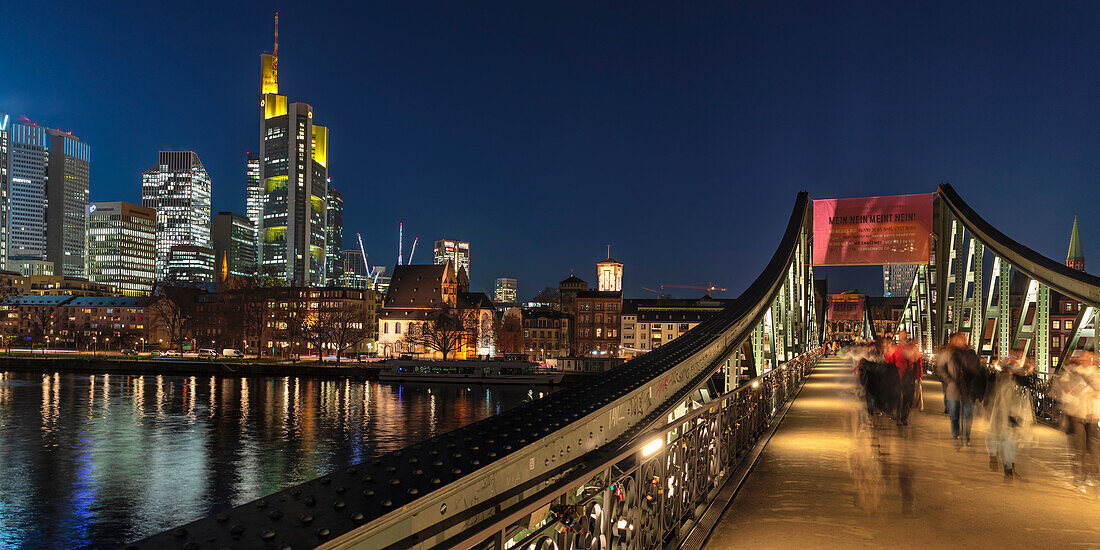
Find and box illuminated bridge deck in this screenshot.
[704,357,1100,549]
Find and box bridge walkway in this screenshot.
[704,357,1100,549]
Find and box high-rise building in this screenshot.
[167,245,216,284]
[212,211,257,279]
[494,277,518,303]
[337,249,369,289]
[1067,216,1084,271]
[597,255,623,292]
[142,151,212,281]
[0,113,9,269]
[5,120,91,277]
[258,15,329,286]
[326,186,343,284]
[86,201,156,296]
[433,239,470,276]
[245,152,262,255]
[882,264,919,297]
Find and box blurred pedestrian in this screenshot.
[888,330,923,426]
[1050,351,1100,492]
[938,332,980,448]
[985,356,1034,481]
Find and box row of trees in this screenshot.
[147,278,374,362]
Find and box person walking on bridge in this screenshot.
[1050,350,1100,491]
[985,356,1034,481]
[888,330,922,426]
[938,332,980,448]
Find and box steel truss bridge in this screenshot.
[133,184,1099,550]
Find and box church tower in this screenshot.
[1066,216,1084,271]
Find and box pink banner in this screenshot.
[828,295,865,321]
[813,193,934,266]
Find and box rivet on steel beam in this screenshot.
[172,528,187,538]
[300,515,314,525]
[269,510,283,520]
[407,488,419,495]
[334,501,346,510]
[215,513,230,522]
[351,513,365,523]
[260,530,276,541]
[316,528,331,539]
[230,525,245,535]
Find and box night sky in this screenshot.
[3,1,1097,298]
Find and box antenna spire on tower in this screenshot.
[274,12,279,58]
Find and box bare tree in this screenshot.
[147,284,198,351]
[325,301,372,363]
[403,305,465,359]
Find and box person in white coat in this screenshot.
[985,356,1034,481]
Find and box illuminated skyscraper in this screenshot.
[5,120,90,277]
[245,152,262,255]
[0,113,9,269]
[494,277,518,303]
[258,14,329,285]
[882,264,919,297]
[337,249,369,289]
[433,238,470,277]
[87,201,156,296]
[326,186,343,284]
[212,211,257,279]
[141,151,212,281]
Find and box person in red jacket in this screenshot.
[888,330,923,426]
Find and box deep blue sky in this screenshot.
[3,1,1097,298]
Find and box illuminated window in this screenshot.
[1053,320,1060,330]
[395,322,401,334]
[1066,320,1073,330]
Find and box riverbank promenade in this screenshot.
[704,357,1100,549]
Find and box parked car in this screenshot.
[120,349,139,356]
[164,350,181,357]
[151,350,165,357]
[197,348,219,358]
[222,349,244,358]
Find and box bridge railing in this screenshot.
[430,351,820,550]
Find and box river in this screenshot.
[0,370,545,549]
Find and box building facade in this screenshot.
[574,290,622,356]
[620,296,733,358]
[87,201,156,296]
[326,187,343,285]
[521,308,571,360]
[167,245,216,284]
[494,277,518,303]
[0,114,10,269]
[245,152,262,256]
[142,151,212,281]
[882,264,919,297]
[258,34,329,286]
[212,211,257,279]
[5,122,91,277]
[433,239,470,278]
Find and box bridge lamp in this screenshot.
[642,437,663,457]
[752,380,760,388]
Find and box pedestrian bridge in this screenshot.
[703,357,1100,549]
[131,185,1100,550]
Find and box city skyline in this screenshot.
[3,2,1098,297]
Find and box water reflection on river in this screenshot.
[0,371,545,549]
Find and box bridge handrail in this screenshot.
[129,192,813,550]
[407,352,821,550]
[938,183,1100,307]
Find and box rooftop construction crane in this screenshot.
[660,283,729,298]
[408,236,420,264]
